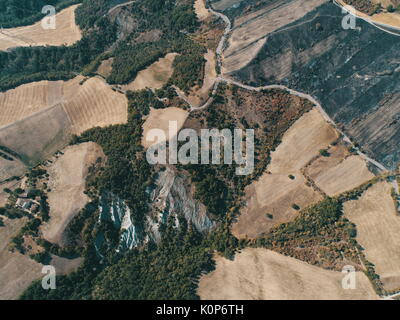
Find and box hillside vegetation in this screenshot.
[0,0,80,28]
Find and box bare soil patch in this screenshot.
[50,255,83,275]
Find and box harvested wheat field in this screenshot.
[142,107,188,149]
[268,109,339,173]
[232,108,338,238]
[232,172,322,238]
[122,53,178,91]
[305,144,375,196]
[63,77,128,134]
[194,0,211,21]
[41,142,105,246]
[96,58,114,78]
[0,218,43,299]
[222,0,326,74]
[0,5,82,51]
[0,80,64,127]
[310,155,374,196]
[344,181,400,292]
[198,248,378,300]
[0,76,127,132]
[0,76,127,179]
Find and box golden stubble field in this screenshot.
[0,76,127,180]
[344,181,400,292]
[305,144,375,196]
[198,248,378,300]
[141,107,189,149]
[0,5,82,51]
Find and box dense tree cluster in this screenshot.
[0,0,79,28]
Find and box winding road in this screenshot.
[189,1,395,177]
[106,0,398,186]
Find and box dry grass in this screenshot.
[198,248,378,300]
[212,0,243,11]
[344,181,400,291]
[232,108,339,238]
[63,77,128,134]
[40,142,105,246]
[232,172,322,238]
[0,80,64,128]
[50,255,83,275]
[268,109,339,173]
[305,143,375,196]
[0,76,127,181]
[0,218,43,299]
[122,53,177,92]
[194,0,212,21]
[0,180,20,206]
[96,58,114,78]
[0,76,128,132]
[0,5,82,51]
[0,157,26,182]
[142,107,188,149]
